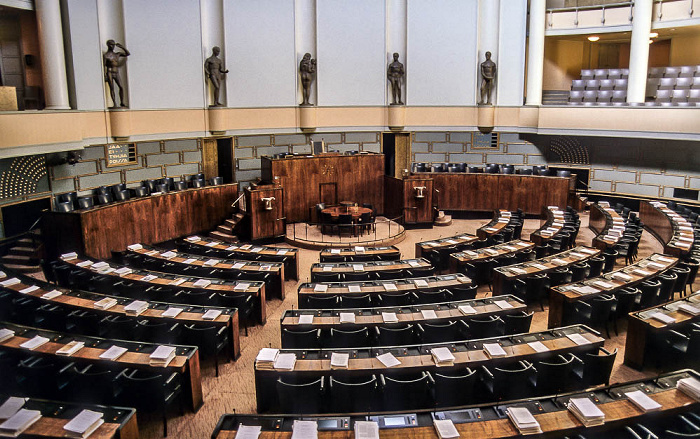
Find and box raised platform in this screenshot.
[285,216,406,250]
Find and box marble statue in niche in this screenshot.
[387,52,405,105]
[205,46,229,107]
[299,53,316,106]
[103,40,130,108]
[479,51,496,105]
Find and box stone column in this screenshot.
[525,0,546,106]
[627,0,653,104]
[35,0,70,109]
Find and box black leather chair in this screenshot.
[55,201,74,212]
[281,328,321,349]
[326,327,370,348]
[656,272,677,304]
[419,320,468,343]
[572,347,617,387]
[210,176,223,185]
[276,376,324,414]
[133,186,149,197]
[415,288,451,304]
[467,315,504,339]
[114,190,130,201]
[377,291,416,307]
[571,262,591,282]
[58,191,78,209]
[533,353,578,395]
[117,368,183,436]
[304,294,339,309]
[513,273,548,310]
[339,294,373,308]
[380,372,434,411]
[566,294,616,337]
[671,266,691,299]
[192,179,206,188]
[77,196,94,209]
[64,363,123,405]
[503,311,533,335]
[375,324,416,345]
[329,375,379,413]
[587,255,605,278]
[97,193,113,205]
[182,324,229,376]
[143,180,158,193]
[433,368,477,407]
[450,284,478,301]
[481,361,535,402]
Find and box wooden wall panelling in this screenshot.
[202,138,219,181]
[383,176,404,219]
[403,177,433,224]
[246,185,285,240]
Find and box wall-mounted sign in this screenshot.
[105,143,136,167]
[472,132,498,149]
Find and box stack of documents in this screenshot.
[354,421,379,439]
[509,267,527,275]
[255,348,279,369]
[273,353,297,370]
[124,300,148,316]
[649,312,676,324]
[528,341,549,353]
[90,261,109,271]
[0,398,25,420]
[18,286,39,295]
[114,267,133,277]
[313,284,328,293]
[458,305,477,315]
[0,409,41,437]
[625,390,661,413]
[494,300,513,309]
[376,352,400,367]
[421,309,438,320]
[483,343,507,358]
[431,347,455,367]
[552,258,568,266]
[567,397,605,427]
[235,425,261,439]
[566,333,590,345]
[127,244,143,251]
[352,264,364,272]
[186,236,200,242]
[63,409,104,438]
[679,303,700,316]
[382,312,399,323]
[414,279,429,288]
[150,345,177,367]
[677,377,700,401]
[0,278,20,287]
[99,346,128,361]
[0,329,14,342]
[298,314,314,325]
[291,420,317,439]
[330,352,349,369]
[571,286,599,296]
[432,419,459,439]
[202,309,222,320]
[339,313,356,324]
[348,285,362,293]
[206,241,219,247]
[383,283,397,291]
[162,307,183,318]
[61,252,79,260]
[611,272,632,282]
[140,274,158,282]
[56,341,84,357]
[192,279,211,288]
[20,335,49,351]
[234,283,251,292]
[203,259,220,267]
[506,406,542,435]
[93,298,117,310]
[161,251,178,259]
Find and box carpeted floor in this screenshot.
[58,211,699,438]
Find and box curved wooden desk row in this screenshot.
[282,295,525,330]
[215,369,700,439]
[589,202,629,250]
[625,291,700,369]
[415,233,479,260]
[299,274,471,297]
[530,206,572,246]
[476,209,521,240]
[547,253,680,329]
[640,201,696,257]
[0,321,203,411]
[319,246,401,263]
[55,257,267,325]
[253,325,603,412]
[492,246,603,295]
[311,259,431,276]
[450,239,535,270]
[0,268,241,359]
[176,236,299,280]
[411,172,575,215]
[124,245,285,299]
[43,183,239,260]
[0,396,137,439]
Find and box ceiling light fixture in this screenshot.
[587,35,600,42]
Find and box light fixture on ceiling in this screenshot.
[649,32,659,38]
[587,35,600,42]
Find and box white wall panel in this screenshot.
[122,0,204,109]
[64,0,105,110]
[225,0,296,107]
[407,0,478,106]
[497,0,527,106]
[316,0,385,106]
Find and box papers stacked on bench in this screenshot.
[255,348,279,369]
[431,347,455,367]
[186,236,201,242]
[376,352,400,367]
[382,312,399,323]
[383,282,397,291]
[192,279,211,288]
[90,261,109,271]
[506,406,542,435]
[18,286,39,295]
[0,278,20,287]
[234,283,251,292]
[20,335,49,351]
[114,267,133,277]
[63,409,104,438]
[494,300,513,309]
[203,259,220,267]
[528,341,549,353]
[99,345,128,361]
[414,279,429,288]
[552,258,568,266]
[313,284,328,293]
[42,290,62,300]
[93,297,117,310]
[677,376,700,401]
[421,309,438,320]
[202,309,222,320]
[0,398,26,421]
[679,303,700,316]
[127,244,143,251]
[0,409,41,437]
[235,425,261,439]
[625,390,661,413]
[124,300,148,316]
[458,305,477,315]
[567,397,605,427]
[298,314,314,325]
[56,341,84,357]
[348,285,361,293]
[61,252,79,261]
[273,353,297,371]
[162,307,183,318]
[649,312,676,324]
[566,333,590,345]
[150,345,177,367]
[0,329,14,343]
[339,312,356,324]
[354,421,379,439]
[483,343,507,358]
[433,419,459,439]
[611,272,632,282]
[571,285,599,296]
[291,420,317,439]
[330,352,349,370]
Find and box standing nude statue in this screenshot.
[479,51,497,105]
[299,53,316,106]
[103,39,130,108]
[205,46,229,107]
[387,53,405,105]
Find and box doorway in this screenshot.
[216,138,234,184]
[319,183,337,206]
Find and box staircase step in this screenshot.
[1,263,42,274]
[225,219,239,228]
[1,254,40,266]
[8,246,41,257]
[217,224,233,234]
[209,231,239,244]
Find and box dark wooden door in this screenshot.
[319,183,337,206]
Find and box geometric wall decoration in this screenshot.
[549,136,590,165]
[0,155,49,199]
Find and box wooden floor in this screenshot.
[33,210,698,438]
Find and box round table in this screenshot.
[322,205,372,221]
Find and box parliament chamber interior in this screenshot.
[0,0,699,438]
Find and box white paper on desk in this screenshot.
[625,390,662,412]
[510,267,527,275]
[484,249,500,256]
[573,286,599,295]
[580,248,597,255]
[679,303,700,316]
[56,340,84,357]
[327,249,341,255]
[355,421,379,439]
[256,348,279,363]
[0,408,41,434]
[291,420,317,439]
[235,283,251,292]
[593,281,614,290]
[203,259,220,267]
[18,285,39,295]
[205,241,218,247]
[99,345,128,360]
[322,265,333,272]
[63,410,104,435]
[611,272,632,282]
[458,305,477,315]
[202,309,222,320]
[162,307,183,318]
[445,239,458,245]
[0,271,5,279]
[566,333,590,345]
[552,258,568,266]
[463,250,479,257]
[433,419,460,439]
[330,352,349,369]
[421,309,438,320]
[352,264,364,272]
[494,300,513,309]
[42,290,62,300]
[376,352,401,367]
[0,398,25,421]
[140,274,158,282]
[0,278,20,288]
[355,246,366,253]
[382,312,398,323]
[182,258,197,265]
[273,353,297,370]
[260,265,273,271]
[192,279,211,288]
[408,260,422,268]
[516,242,530,247]
[20,335,49,350]
[413,279,429,288]
[656,256,675,263]
[186,236,201,242]
[226,246,239,251]
[298,314,314,325]
[161,251,177,259]
[0,329,14,342]
[631,269,651,277]
[60,252,78,260]
[170,278,186,286]
[348,285,361,293]
[569,252,585,259]
[528,341,549,353]
[250,247,262,253]
[483,343,507,357]
[232,262,246,269]
[339,312,356,324]
[498,218,510,224]
[650,312,676,324]
[235,424,262,439]
[532,264,547,271]
[383,283,397,291]
[277,249,288,255]
[503,246,518,251]
[240,244,252,250]
[646,262,665,270]
[115,267,133,276]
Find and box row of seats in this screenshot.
[580,68,629,80]
[300,284,477,309]
[271,349,616,413]
[282,311,532,348]
[55,174,224,212]
[569,89,700,106]
[412,162,572,177]
[581,66,700,80]
[311,266,434,283]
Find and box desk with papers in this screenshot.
[475,209,517,240]
[310,259,433,283]
[530,206,568,246]
[320,246,401,263]
[589,202,628,250]
[548,253,679,328]
[639,200,696,257]
[414,234,479,259]
[449,239,535,272]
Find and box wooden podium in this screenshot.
[384,176,435,226]
[245,184,285,241]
